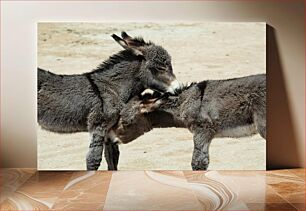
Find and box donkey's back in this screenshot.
[38,68,100,133]
[198,74,266,139]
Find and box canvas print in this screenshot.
[37,22,266,170]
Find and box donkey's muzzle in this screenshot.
[167,79,181,95]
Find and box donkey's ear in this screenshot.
[111,33,144,56]
[139,99,161,113]
[111,34,129,49]
[121,31,132,40]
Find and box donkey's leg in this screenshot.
[86,107,113,170]
[191,129,214,170]
[87,100,121,170]
[253,103,266,139]
[254,112,266,139]
[86,132,105,170]
[253,92,266,139]
[104,142,120,170]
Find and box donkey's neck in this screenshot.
[158,83,203,119]
[146,111,186,128]
[89,51,144,102]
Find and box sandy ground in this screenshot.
[37,22,266,170]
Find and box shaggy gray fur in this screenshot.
[110,74,266,170]
[37,32,180,170]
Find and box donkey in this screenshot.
[108,74,266,170]
[37,32,181,170]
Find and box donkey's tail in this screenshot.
[37,67,57,91]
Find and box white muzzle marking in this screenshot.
[167,79,181,94]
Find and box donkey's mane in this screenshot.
[176,82,197,93]
[128,36,153,47]
[155,83,196,100]
[90,36,154,74]
[90,49,143,74]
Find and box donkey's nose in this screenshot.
[167,79,181,95]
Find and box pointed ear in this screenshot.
[111,34,129,49]
[121,31,145,48]
[111,32,146,56]
[139,99,162,113]
[121,31,132,41]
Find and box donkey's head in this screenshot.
[110,91,176,143]
[111,93,158,144]
[111,32,181,94]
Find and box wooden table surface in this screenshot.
[0,169,304,210]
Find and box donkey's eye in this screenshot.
[150,66,165,73]
[157,66,167,71]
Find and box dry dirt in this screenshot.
[37,22,266,170]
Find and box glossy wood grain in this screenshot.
[0,169,304,210]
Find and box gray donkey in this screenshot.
[38,32,181,170]
[108,74,266,170]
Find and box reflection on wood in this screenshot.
[0,169,304,210]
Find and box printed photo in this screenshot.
[37,22,266,170]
